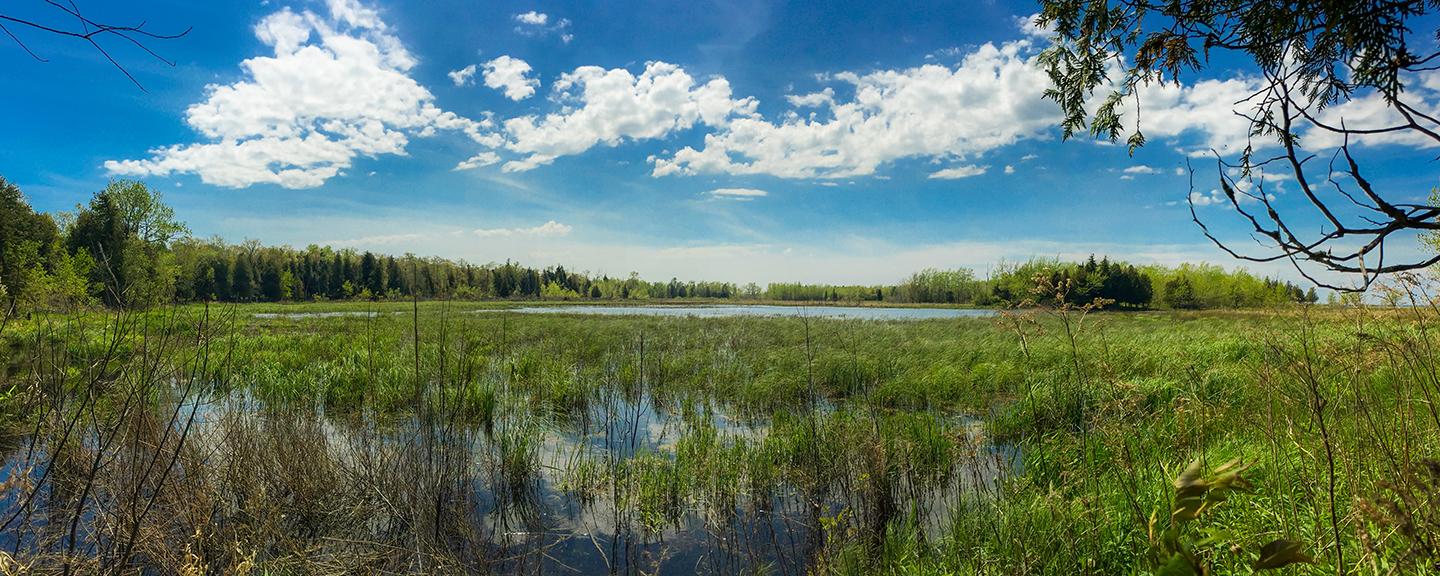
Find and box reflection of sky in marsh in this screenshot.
[2,382,1016,575]
[252,311,404,319]
[472,305,995,320]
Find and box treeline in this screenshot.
[749,257,1320,310]
[0,177,1328,313]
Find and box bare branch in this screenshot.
[1,2,189,92]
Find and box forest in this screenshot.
[2,177,1330,315]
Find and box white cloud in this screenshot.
[1015,13,1054,40]
[1302,88,1440,149]
[104,0,495,189]
[324,233,424,246]
[1128,77,1266,155]
[651,40,1058,179]
[514,11,572,43]
[1188,190,1227,206]
[474,220,573,237]
[455,151,500,170]
[929,164,989,179]
[500,62,758,171]
[930,47,964,60]
[1176,167,1186,175]
[1004,165,1015,174]
[707,187,767,198]
[515,11,548,25]
[1120,175,1134,180]
[1124,165,1160,174]
[448,64,476,86]
[483,56,539,100]
[786,88,834,108]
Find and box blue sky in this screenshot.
[2,0,1435,286]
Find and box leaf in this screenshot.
[1254,539,1314,570]
[1193,528,1235,548]
[1172,459,1208,522]
[1127,130,1147,155]
[1157,552,1198,576]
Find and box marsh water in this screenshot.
[475,305,995,320]
[253,305,996,321]
[0,386,1013,575]
[0,308,1014,574]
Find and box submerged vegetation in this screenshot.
[1,266,1437,574]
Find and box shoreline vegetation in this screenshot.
[3,179,1329,318]
[2,178,1431,575]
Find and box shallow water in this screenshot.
[252,310,403,319]
[473,304,995,320]
[0,382,1015,574]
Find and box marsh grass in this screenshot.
[1,293,1440,574]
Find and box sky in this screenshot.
[2,0,1436,287]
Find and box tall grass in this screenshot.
[1,293,1439,574]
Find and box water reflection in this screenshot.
[1,384,1015,574]
[473,305,995,321]
[252,311,404,319]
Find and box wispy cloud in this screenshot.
[929,165,989,179]
[323,233,424,247]
[513,11,572,43]
[474,220,573,237]
[706,187,768,198]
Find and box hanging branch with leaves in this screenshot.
[1038,0,1440,290]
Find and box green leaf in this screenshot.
[1126,130,1147,155]
[1157,552,1198,576]
[1254,539,1314,570]
[1193,528,1235,548]
[1172,459,1208,523]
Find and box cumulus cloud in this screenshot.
[1124,165,1160,174]
[500,62,758,171]
[1004,165,1015,174]
[448,64,476,86]
[651,40,1058,179]
[474,220,573,237]
[483,56,540,100]
[706,188,767,198]
[929,165,989,179]
[1127,77,1267,155]
[1187,190,1228,206]
[104,0,496,189]
[514,11,547,25]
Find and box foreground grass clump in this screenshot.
[0,296,1437,574]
